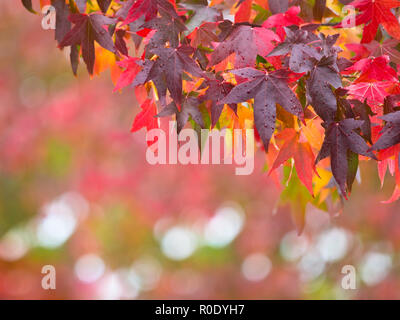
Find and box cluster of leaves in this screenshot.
[22,0,400,231]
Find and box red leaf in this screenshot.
[131,99,159,134]
[269,128,316,195]
[338,0,400,43]
[114,57,141,92]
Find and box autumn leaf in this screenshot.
[316,119,376,198]
[221,68,304,151]
[210,25,279,68]
[337,0,400,43]
[156,97,205,133]
[59,13,117,74]
[114,57,141,92]
[200,78,236,127]
[346,55,397,83]
[269,128,317,195]
[372,111,400,151]
[131,99,159,134]
[123,0,178,24]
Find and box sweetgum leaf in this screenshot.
[200,79,236,127]
[22,0,36,13]
[306,56,342,122]
[59,13,117,74]
[52,0,71,45]
[316,119,376,197]
[156,98,205,133]
[267,26,319,57]
[270,128,316,195]
[98,0,112,14]
[268,0,289,14]
[372,111,400,151]
[124,0,178,24]
[75,0,87,12]
[221,68,303,151]
[350,99,374,143]
[210,25,279,68]
[336,0,400,44]
[143,9,187,52]
[151,46,204,105]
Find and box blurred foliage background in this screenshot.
[1,2,400,299]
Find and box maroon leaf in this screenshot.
[150,46,204,105]
[221,68,304,151]
[313,0,326,21]
[210,25,279,68]
[143,10,187,51]
[156,98,205,133]
[22,0,36,13]
[372,111,400,151]
[268,0,289,14]
[98,0,112,14]
[200,79,236,127]
[124,0,178,24]
[59,13,117,75]
[115,29,128,56]
[307,56,342,122]
[52,0,71,44]
[316,119,375,197]
[75,0,87,12]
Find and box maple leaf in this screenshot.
[209,25,279,68]
[316,119,376,198]
[372,111,400,150]
[156,97,205,133]
[269,128,317,195]
[337,0,400,43]
[131,99,159,134]
[221,68,304,151]
[59,13,117,75]
[133,46,204,106]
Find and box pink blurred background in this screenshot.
[1,2,400,299]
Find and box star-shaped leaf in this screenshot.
[59,13,117,75]
[210,25,279,68]
[221,68,304,151]
[337,0,400,43]
[124,0,178,24]
[316,119,375,198]
[156,97,205,133]
[200,78,236,127]
[269,128,317,195]
[372,110,400,150]
[133,46,204,106]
